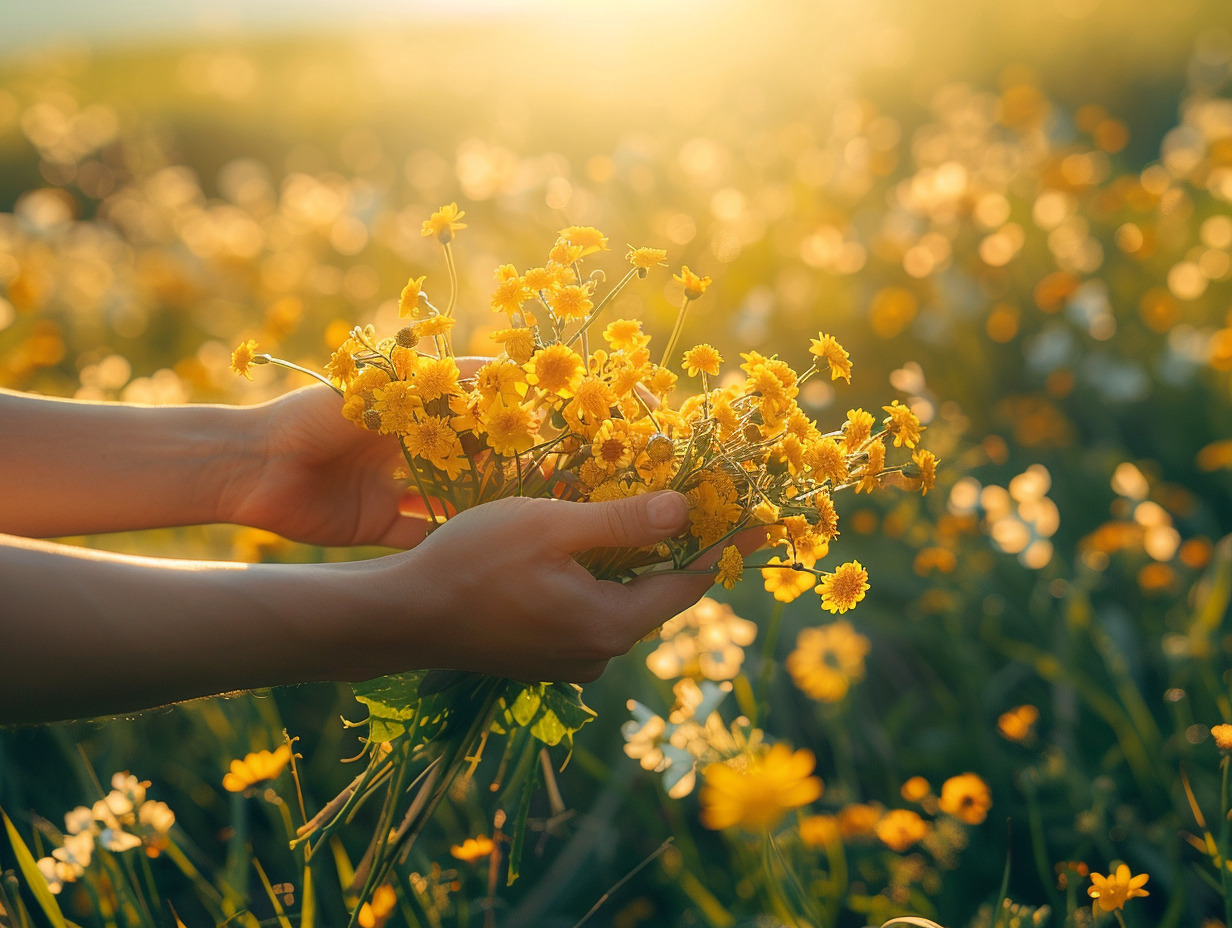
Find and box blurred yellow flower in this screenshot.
[450,835,495,862]
[786,621,870,702]
[1087,864,1149,912]
[938,773,992,825]
[230,339,260,380]
[875,808,931,852]
[798,813,841,847]
[998,705,1039,743]
[901,776,931,803]
[357,884,397,928]
[682,344,722,377]
[674,265,711,300]
[699,743,822,832]
[1211,723,1232,753]
[422,203,466,243]
[715,545,743,590]
[818,561,869,614]
[223,745,292,792]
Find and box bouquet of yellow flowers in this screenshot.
[235,203,936,919]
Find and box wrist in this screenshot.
[210,402,272,527]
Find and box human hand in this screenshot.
[224,359,486,548]
[343,490,764,683]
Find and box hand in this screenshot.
[347,490,765,683]
[225,359,487,548]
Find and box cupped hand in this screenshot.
[352,490,766,684]
[225,359,486,548]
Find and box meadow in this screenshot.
[3,3,1232,926]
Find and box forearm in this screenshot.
[0,388,262,538]
[0,533,381,725]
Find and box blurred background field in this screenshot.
[4,1,1232,926]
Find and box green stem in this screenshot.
[658,297,692,370]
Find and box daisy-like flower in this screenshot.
[682,344,723,377]
[882,399,923,449]
[422,203,466,243]
[761,557,816,603]
[491,271,529,316]
[715,545,744,590]
[785,621,870,702]
[913,448,938,494]
[548,238,585,266]
[875,809,931,852]
[524,344,585,398]
[490,326,537,364]
[841,407,875,453]
[373,380,422,434]
[674,265,712,300]
[603,318,650,351]
[551,283,594,321]
[805,436,849,487]
[626,245,668,271]
[1088,864,1150,912]
[813,490,840,542]
[856,439,886,494]
[938,772,992,825]
[481,400,539,456]
[415,315,456,338]
[399,275,427,318]
[413,356,462,403]
[223,745,293,792]
[591,418,635,473]
[325,340,360,385]
[699,743,823,832]
[809,333,852,383]
[558,225,609,256]
[404,415,465,477]
[451,835,496,862]
[817,561,869,614]
[230,339,261,380]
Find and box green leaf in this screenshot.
[2,807,68,928]
[509,686,543,727]
[352,672,429,742]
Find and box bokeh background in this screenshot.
[4,1,1232,925]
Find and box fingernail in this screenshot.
[646,491,688,532]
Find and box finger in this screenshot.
[548,491,689,552]
[377,514,433,549]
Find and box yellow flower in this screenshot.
[491,272,529,316]
[813,490,839,542]
[715,545,744,590]
[626,245,668,270]
[998,705,1039,743]
[805,437,849,487]
[357,884,397,928]
[882,399,923,449]
[838,803,882,838]
[761,557,816,603]
[1088,864,1149,912]
[223,745,292,792]
[523,265,559,294]
[403,415,464,476]
[564,377,616,432]
[524,344,585,398]
[548,238,585,266]
[230,339,261,380]
[413,356,462,403]
[682,344,722,377]
[422,203,466,243]
[603,318,650,352]
[687,480,743,548]
[481,400,539,457]
[590,418,636,473]
[913,449,938,494]
[373,381,423,434]
[475,359,527,407]
[415,315,456,338]
[818,561,869,614]
[798,814,841,848]
[841,407,875,453]
[558,225,609,256]
[399,275,427,318]
[809,333,852,383]
[875,809,931,852]
[786,621,870,702]
[856,439,886,494]
[450,835,495,862]
[551,283,594,321]
[938,772,992,825]
[1212,724,1232,753]
[901,776,931,803]
[325,340,360,386]
[674,265,712,300]
[699,743,823,832]
[491,326,537,364]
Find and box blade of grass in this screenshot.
[1,808,68,928]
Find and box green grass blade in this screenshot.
[1,807,68,928]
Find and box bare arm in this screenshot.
[0,492,747,726]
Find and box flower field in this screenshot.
[3,2,1232,926]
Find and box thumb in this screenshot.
[552,490,690,552]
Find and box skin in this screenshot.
[0,383,759,725]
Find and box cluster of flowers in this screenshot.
[235,208,936,600]
[36,773,176,895]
